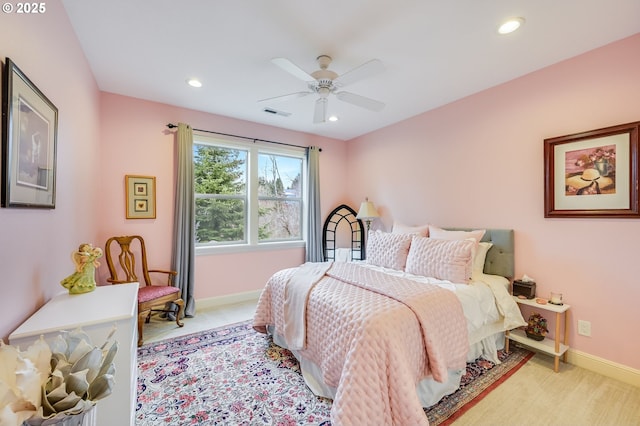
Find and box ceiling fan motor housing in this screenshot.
[264,54,385,123]
[316,55,332,69]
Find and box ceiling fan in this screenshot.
[259,55,385,123]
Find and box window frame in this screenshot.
[193,133,307,255]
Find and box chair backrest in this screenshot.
[105,235,153,286]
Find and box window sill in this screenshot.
[196,240,305,256]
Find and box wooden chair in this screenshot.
[104,235,184,347]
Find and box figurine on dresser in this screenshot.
[60,243,103,294]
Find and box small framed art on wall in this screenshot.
[125,175,156,219]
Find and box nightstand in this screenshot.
[505,296,570,372]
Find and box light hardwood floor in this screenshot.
[143,301,640,426]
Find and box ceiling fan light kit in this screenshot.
[259,54,386,124]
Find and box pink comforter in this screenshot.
[253,262,468,426]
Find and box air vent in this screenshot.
[263,108,291,117]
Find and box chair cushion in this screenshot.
[138,285,180,303]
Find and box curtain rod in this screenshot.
[166,123,321,151]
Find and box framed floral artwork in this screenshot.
[125,175,156,219]
[2,58,58,208]
[544,121,640,218]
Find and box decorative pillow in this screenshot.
[428,225,487,278]
[428,225,486,245]
[405,236,474,283]
[472,242,493,276]
[366,230,413,270]
[391,221,429,237]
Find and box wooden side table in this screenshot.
[505,296,570,372]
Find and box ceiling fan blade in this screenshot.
[258,91,313,103]
[313,98,327,123]
[333,59,384,87]
[271,57,316,82]
[335,91,385,111]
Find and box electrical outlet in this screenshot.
[578,320,591,336]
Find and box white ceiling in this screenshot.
[62,0,640,141]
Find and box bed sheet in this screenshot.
[358,262,525,348]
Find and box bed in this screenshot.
[253,226,525,425]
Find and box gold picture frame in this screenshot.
[125,175,156,219]
[544,121,640,218]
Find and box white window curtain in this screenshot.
[305,146,323,262]
[172,123,196,317]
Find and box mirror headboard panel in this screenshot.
[322,204,365,262]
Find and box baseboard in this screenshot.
[566,349,640,388]
[196,290,262,312]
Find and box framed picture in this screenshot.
[2,58,58,208]
[544,121,640,218]
[125,175,156,219]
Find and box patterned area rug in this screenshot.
[136,321,532,425]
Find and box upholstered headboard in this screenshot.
[445,228,514,278]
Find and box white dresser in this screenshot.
[9,283,138,426]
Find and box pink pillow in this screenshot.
[366,230,412,270]
[405,236,474,283]
[428,226,486,277]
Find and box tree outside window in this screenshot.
[193,137,305,248]
[194,145,247,244]
[258,153,302,241]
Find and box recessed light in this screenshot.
[186,78,202,88]
[328,115,338,122]
[498,17,525,35]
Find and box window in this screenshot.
[257,153,303,241]
[194,134,306,252]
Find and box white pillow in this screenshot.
[428,225,486,245]
[405,236,474,283]
[366,230,412,271]
[473,242,493,276]
[391,221,429,237]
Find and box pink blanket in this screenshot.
[253,262,468,426]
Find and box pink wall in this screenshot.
[3,4,637,373]
[346,34,640,369]
[0,4,101,341]
[97,93,348,299]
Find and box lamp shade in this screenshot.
[356,200,379,220]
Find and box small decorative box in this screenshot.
[512,279,536,299]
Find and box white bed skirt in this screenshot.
[269,325,506,408]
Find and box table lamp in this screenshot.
[356,198,379,232]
